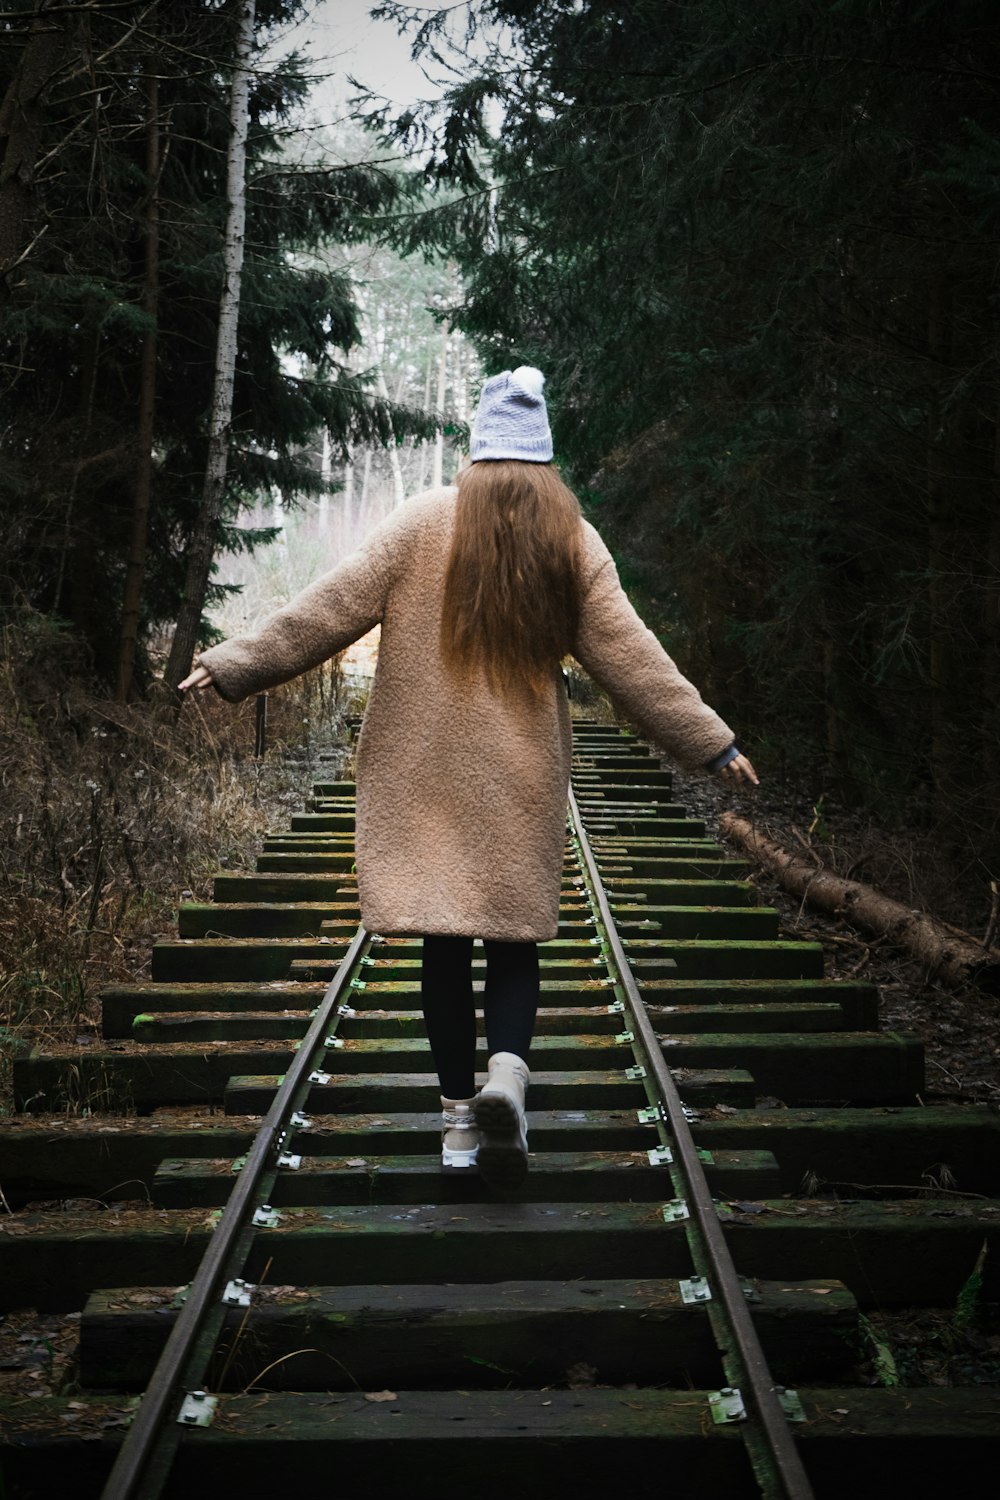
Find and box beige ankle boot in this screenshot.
[440,1096,480,1170]
[474,1052,530,1187]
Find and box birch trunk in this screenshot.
[116,72,159,703]
[432,319,449,488]
[164,0,255,690]
[376,365,405,506]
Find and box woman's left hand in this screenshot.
[178,663,214,693]
[718,752,759,786]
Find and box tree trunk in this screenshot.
[0,6,68,289]
[417,356,432,490]
[56,322,100,621]
[432,318,449,488]
[376,364,405,507]
[926,272,959,815]
[982,382,1000,789]
[719,812,1000,993]
[164,0,256,691]
[116,71,159,703]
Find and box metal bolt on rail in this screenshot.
[177,1392,217,1428]
[776,1389,807,1423]
[680,1276,713,1304]
[710,1388,748,1424]
[222,1279,254,1307]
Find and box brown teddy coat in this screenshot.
[197,486,734,942]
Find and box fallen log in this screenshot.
[718,812,1000,995]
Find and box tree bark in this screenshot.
[0,4,68,290]
[926,272,961,816]
[116,70,159,703]
[163,0,256,691]
[432,318,449,488]
[375,364,404,507]
[719,811,1000,994]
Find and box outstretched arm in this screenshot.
[177,509,404,703]
[573,532,757,780]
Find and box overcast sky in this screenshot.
[274,0,450,119]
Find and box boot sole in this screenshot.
[474,1094,528,1187]
[441,1146,479,1170]
[476,1135,529,1188]
[474,1092,519,1130]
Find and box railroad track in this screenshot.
[2,720,999,1497]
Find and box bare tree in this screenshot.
[163,0,255,691]
[116,69,159,702]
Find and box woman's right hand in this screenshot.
[178,663,214,693]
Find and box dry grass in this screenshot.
[0,610,357,1112]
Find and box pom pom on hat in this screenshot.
[470,365,553,463]
[510,365,545,398]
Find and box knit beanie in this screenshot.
[469,366,553,463]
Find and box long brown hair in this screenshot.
[440,460,584,696]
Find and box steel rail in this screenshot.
[100,922,371,1500]
[568,784,816,1500]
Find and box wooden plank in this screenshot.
[642,978,879,1029]
[101,981,326,1036]
[7,1105,994,1202]
[603,878,758,904]
[296,941,824,985]
[151,937,348,982]
[626,941,825,980]
[149,1147,781,1208]
[4,1199,997,1312]
[177,902,353,938]
[5,1388,999,1494]
[80,1277,856,1391]
[223,1068,756,1115]
[576,816,708,837]
[0,1202,697,1309]
[610,905,781,939]
[659,1031,925,1104]
[13,1042,300,1111]
[696,1105,1000,1195]
[130,1001,857,1045]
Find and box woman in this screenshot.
[180,366,758,1189]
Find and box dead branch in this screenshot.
[719,811,1000,995]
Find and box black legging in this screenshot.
[421,934,539,1100]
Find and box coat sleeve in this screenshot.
[195,513,401,703]
[572,530,735,771]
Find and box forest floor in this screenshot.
[672,766,1000,1108]
[0,653,353,1118]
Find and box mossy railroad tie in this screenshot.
[6,719,998,1492]
[3,1388,998,1492]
